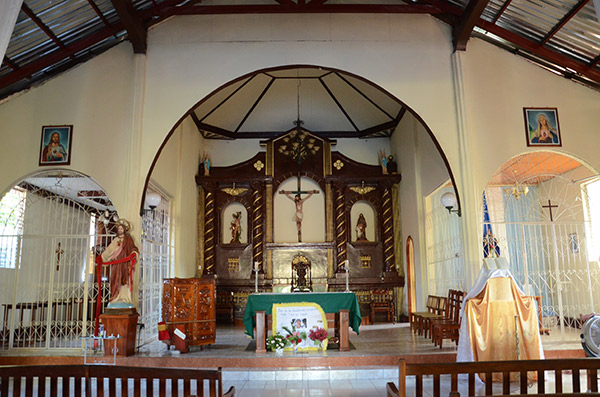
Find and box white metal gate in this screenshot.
[0,171,115,352]
[138,187,171,345]
[483,158,600,339]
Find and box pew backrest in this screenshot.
[0,365,235,397]
[386,358,600,397]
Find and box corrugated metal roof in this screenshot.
[2,0,600,101]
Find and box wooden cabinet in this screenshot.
[162,278,216,346]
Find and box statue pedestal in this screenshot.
[100,309,138,357]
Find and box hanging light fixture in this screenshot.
[504,180,529,200]
[277,78,320,165]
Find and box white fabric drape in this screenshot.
[0,0,23,64]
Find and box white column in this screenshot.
[451,51,481,290]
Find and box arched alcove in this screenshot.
[274,177,325,243]
[0,169,117,351]
[483,150,600,334]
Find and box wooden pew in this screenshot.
[255,310,350,353]
[386,358,600,397]
[0,365,235,396]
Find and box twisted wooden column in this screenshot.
[335,185,347,273]
[203,189,216,275]
[252,185,264,274]
[382,185,395,273]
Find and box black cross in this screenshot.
[542,199,558,222]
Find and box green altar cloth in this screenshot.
[243,292,361,338]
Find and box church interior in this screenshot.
[2,0,600,395]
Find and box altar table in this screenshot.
[243,292,361,352]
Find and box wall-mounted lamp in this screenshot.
[440,191,461,216]
[143,192,162,216]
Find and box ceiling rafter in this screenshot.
[0,23,124,90]
[478,19,600,83]
[319,77,359,132]
[3,56,20,71]
[161,3,446,17]
[334,72,396,121]
[420,0,600,84]
[358,120,397,138]
[491,0,513,23]
[540,0,589,46]
[453,0,491,51]
[110,0,147,53]
[234,77,275,133]
[21,3,75,61]
[86,0,112,27]
[199,76,256,123]
[196,121,236,139]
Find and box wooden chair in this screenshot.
[216,290,235,324]
[370,289,395,324]
[409,295,439,335]
[431,289,466,348]
[531,295,550,335]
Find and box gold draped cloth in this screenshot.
[465,277,542,381]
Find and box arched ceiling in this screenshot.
[190,67,405,139]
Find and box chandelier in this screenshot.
[277,79,320,165]
[505,181,529,200]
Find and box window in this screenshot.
[0,188,26,268]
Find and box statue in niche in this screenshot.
[378,149,388,175]
[230,211,242,244]
[355,213,368,242]
[387,155,398,174]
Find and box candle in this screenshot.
[254,261,259,293]
[345,260,349,292]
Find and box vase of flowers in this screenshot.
[267,333,286,355]
[308,327,329,350]
[282,325,306,353]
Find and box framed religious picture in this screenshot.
[39,125,72,166]
[523,108,561,147]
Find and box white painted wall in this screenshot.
[151,117,203,276]
[0,44,136,219]
[392,112,452,312]
[1,13,600,287]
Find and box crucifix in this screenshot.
[279,173,319,242]
[55,242,64,271]
[542,199,559,222]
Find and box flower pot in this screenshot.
[275,348,284,356]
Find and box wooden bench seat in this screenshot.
[0,365,235,396]
[386,358,600,396]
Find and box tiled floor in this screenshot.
[0,322,586,396]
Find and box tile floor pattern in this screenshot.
[1,323,587,396]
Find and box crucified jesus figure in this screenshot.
[279,177,319,242]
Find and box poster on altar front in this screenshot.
[272,302,328,351]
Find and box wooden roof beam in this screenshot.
[21,3,76,61]
[110,0,147,54]
[453,0,490,51]
[164,3,446,16]
[491,0,513,23]
[541,0,589,46]
[0,24,123,90]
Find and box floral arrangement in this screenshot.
[266,333,286,351]
[308,327,329,345]
[282,325,306,347]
